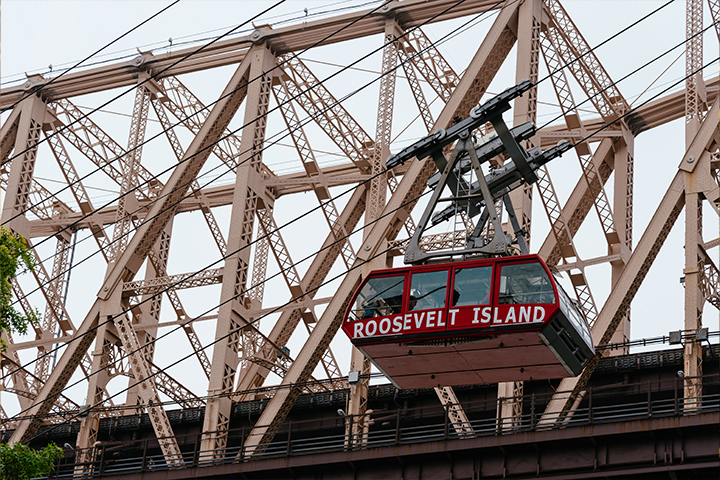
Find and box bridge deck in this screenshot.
[16,346,720,479]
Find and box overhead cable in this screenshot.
[2,1,181,112]
[6,0,714,436]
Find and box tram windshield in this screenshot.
[350,274,405,321]
[452,265,492,306]
[498,263,555,304]
[409,270,448,311]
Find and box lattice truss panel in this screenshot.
[1,0,718,463]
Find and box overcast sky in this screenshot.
[2,0,718,414]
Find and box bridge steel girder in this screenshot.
[538,96,720,425]
[103,413,719,480]
[8,34,255,444]
[0,1,505,109]
[347,17,403,450]
[3,1,719,471]
[241,0,523,455]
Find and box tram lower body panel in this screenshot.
[353,308,594,390]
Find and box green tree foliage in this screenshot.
[0,226,40,351]
[0,442,64,480]
[0,228,63,478]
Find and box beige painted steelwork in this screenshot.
[2,0,718,463]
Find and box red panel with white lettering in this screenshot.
[341,254,595,387]
[348,308,449,340]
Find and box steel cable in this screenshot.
[3,0,711,439]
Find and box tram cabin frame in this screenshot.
[342,255,594,389]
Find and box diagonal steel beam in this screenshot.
[538,96,720,426]
[277,55,373,171]
[241,1,521,455]
[537,139,615,267]
[0,106,22,168]
[543,0,630,121]
[9,45,255,444]
[50,99,160,201]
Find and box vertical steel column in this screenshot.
[200,42,275,460]
[683,0,705,407]
[347,19,401,449]
[109,80,152,262]
[74,320,112,474]
[685,0,705,144]
[610,129,635,349]
[78,78,160,460]
[683,192,704,409]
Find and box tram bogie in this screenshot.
[341,255,594,389]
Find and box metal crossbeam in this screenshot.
[4,2,718,469]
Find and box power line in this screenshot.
[4,0,494,394]
[17,47,719,429]
[6,0,515,432]
[13,0,694,317]
[5,0,712,439]
[10,51,716,433]
[7,0,697,384]
[9,0,486,304]
[7,0,677,241]
[535,0,676,87]
[4,0,704,404]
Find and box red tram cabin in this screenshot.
[341,255,594,389]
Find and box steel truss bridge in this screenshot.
[1,0,719,478]
[29,346,720,479]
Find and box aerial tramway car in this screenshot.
[341,81,594,389]
[341,255,594,389]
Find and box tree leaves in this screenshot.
[0,442,63,480]
[0,227,40,351]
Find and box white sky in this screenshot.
[1,0,718,416]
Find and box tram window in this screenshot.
[350,275,405,321]
[452,266,492,306]
[498,263,555,304]
[556,281,593,346]
[409,270,448,311]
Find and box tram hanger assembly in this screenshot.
[387,79,572,264]
[342,81,594,389]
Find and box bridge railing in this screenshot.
[48,373,719,478]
